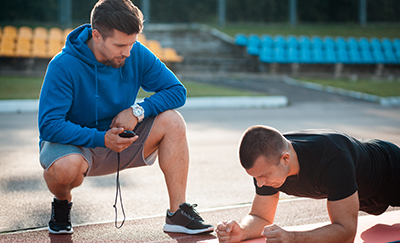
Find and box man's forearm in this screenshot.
[240,214,272,241]
[287,223,355,243]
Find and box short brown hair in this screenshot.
[239,125,286,169]
[90,0,144,39]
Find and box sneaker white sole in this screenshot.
[163,224,214,235]
[48,227,74,234]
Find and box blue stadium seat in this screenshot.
[394,38,400,52]
[274,35,286,49]
[299,35,311,49]
[287,47,299,63]
[360,49,374,64]
[311,36,324,50]
[382,38,393,52]
[299,48,312,63]
[247,34,261,56]
[384,49,397,64]
[259,47,273,63]
[323,36,335,50]
[358,37,370,51]
[335,37,347,51]
[324,49,337,63]
[312,48,325,63]
[349,49,362,64]
[336,48,350,63]
[261,34,274,48]
[370,38,382,52]
[235,33,247,46]
[273,47,286,63]
[347,37,359,51]
[287,35,298,49]
[372,48,385,63]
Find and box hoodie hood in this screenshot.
[63,24,104,67]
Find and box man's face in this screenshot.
[96,29,137,68]
[246,155,289,189]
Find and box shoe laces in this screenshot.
[181,204,203,221]
[51,201,71,223]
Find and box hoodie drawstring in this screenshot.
[95,65,99,126]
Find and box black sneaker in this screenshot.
[48,198,73,234]
[163,203,214,234]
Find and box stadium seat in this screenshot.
[286,35,298,49]
[47,39,63,57]
[234,33,247,46]
[31,38,47,58]
[274,35,286,49]
[336,48,350,63]
[247,34,261,56]
[323,36,335,50]
[33,27,48,41]
[381,38,393,52]
[287,47,299,63]
[299,35,311,49]
[49,27,63,42]
[349,49,362,64]
[372,49,385,63]
[273,47,286,63]
[15,37,32,57]
[335,37,347,51]
[3,26,18,40]
[384,49,397,64]
[370,38,382,52]
[311,36,323,50]
[358,37,370,51]
[18,26,33,40]
[63,28,73,41]
[0,37,16,57]
[360,49,374,64]
[146,40,163,58]
[259,46,273,63]
[312,48,324,63]
[394,38,400,52]
[261,35,274,49]
[299,48,312,63]
[162,47,183,62]
[324,48,337,63]
[347,37,359,51]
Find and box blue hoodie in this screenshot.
[38,24,186,148]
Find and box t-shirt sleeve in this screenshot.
[320,152,358,201]
[253,177,279,196]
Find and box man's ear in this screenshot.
[92,29,102,43]
[281,152,290,165]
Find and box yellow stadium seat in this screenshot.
[18,26,33,40]
[0,27,2,39]
[162,47,183,62]
[49,27,63,42]
[138,33,147,45]
[15,37,32,57]
[47,39,63,57]
[33,27,48,41]
[3,25,18,40]
[0,37,16,57]
[146,40,163,58]
[31,38,47,58]
[63,28,73,42]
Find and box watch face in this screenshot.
[134,107,144,116]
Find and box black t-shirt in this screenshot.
[254,129,400,205]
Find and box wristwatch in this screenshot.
[131,104,144,122]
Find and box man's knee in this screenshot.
[44,154,88,186]
[157,110,186,133]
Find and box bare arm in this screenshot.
[262,191,359,243]
[217,193,279,243]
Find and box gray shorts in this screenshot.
[39,116,157,176]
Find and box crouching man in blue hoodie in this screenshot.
[38,0,213,235]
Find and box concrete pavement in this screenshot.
[0,75,399,242]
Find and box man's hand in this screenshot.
[216,220,244,243]
[110,107,137,131]
[262,224,293,242]
[105,127,138,153]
